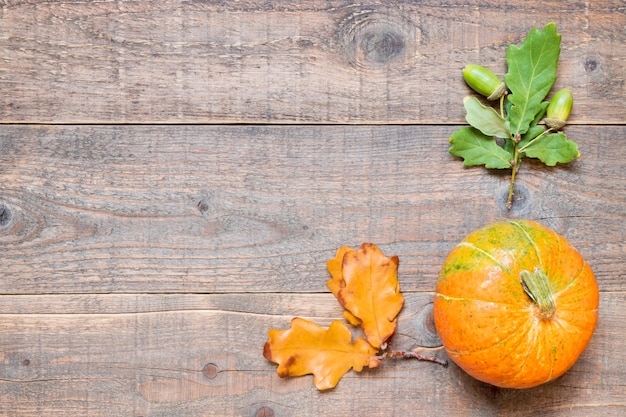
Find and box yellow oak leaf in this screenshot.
[327,246,362,326]
[263,317,380,390]
[326,243,404,349]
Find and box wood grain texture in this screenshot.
[1,125,624,295]
[0,0,624,123]
[0,292,624,417]
[1,0,625,415]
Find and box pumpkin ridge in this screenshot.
[547,232,586,294]
[552,270,583,300]
[553,310,598,339]
[551,313,584,334]
[533,326,557,385]
[552,256,588,300]
[447,316,534,356]
[494,319,561,388]
[458,241,507,269]
[555,307,598,313]
[509,320,542,382]
[550,231,563,279]
[510,220,544,270]
[435,293,525,308]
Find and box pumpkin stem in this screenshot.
[520,268,556,319]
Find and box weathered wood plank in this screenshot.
[1,1,623,415]
[1,0,624,123]
[0,292,623,416]
[1,125,624,294]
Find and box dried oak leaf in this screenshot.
[326,243,404,349]
[263,317,380,390]
[326,246,363,326]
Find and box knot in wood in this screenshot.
[255,406,275,417]
[585,56,601,73]
[339,10,417,70]
[412,302,443,348]
[498,183,531,215]
[197,200,210,213]
[361,30,404,64]
[202,363,219,379]
[0,203,12,228]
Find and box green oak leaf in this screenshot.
[532,101,550,125]
[505,23,560,136]
[522,132,580,166]
[449,126,512,169]
[518,125,546,150]
[463,96,511,139]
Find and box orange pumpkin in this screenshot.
[433,220,599,389]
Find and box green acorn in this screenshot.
[462,64,506,100]
[545,88,573,130]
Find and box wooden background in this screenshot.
[1,1,625,416]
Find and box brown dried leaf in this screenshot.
[263,317,380,390]
[326,243,404,349]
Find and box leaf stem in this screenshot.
[378,346,448,366]
[506,134,522,209]
[402,351,448,366]
[506,126,555,209]
[507,166,518,210]
[518,127,555,153]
